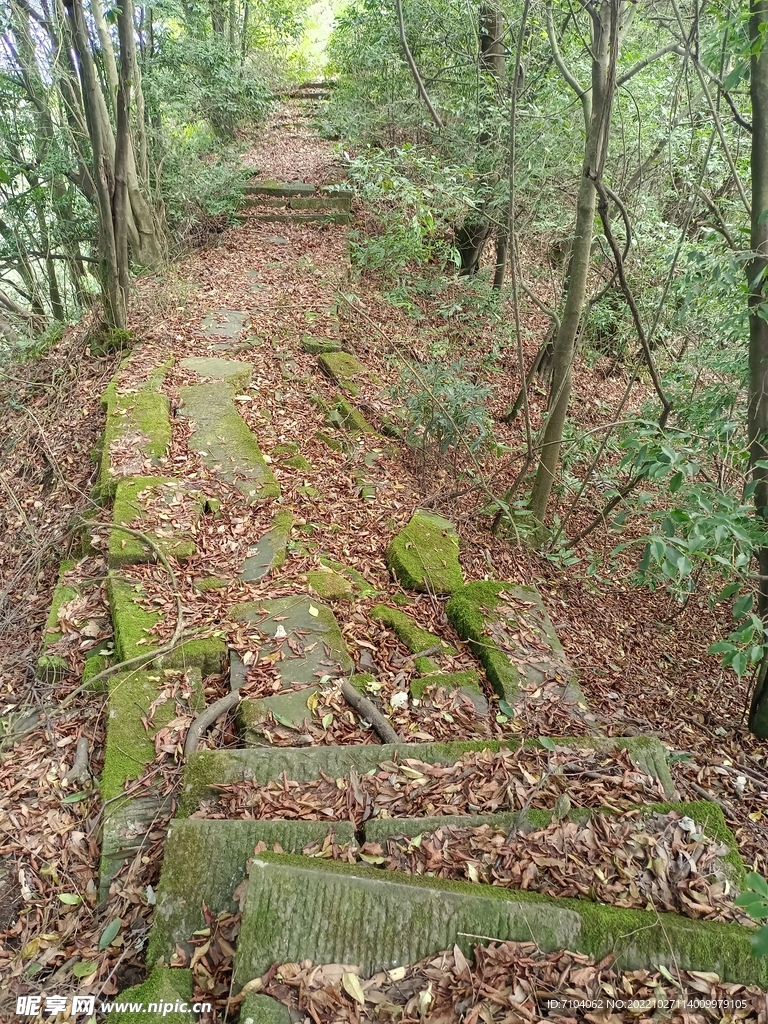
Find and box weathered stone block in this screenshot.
[233,855,768,988]
[108,477,200,568]
[180,355,252,389]
[179,382,279,502]
[386,511,463,594]
[240,510,293,582]
[148,818,355,963]
[446,582,580,706]
[317,351,365,395]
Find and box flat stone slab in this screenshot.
[107,573,227,673]
[200,310,248,340]
[302,335,342,354]
[410,669,487,715]
[317,351,365,395]
[240,510,293,582]
[98,968,194,1023]
[180,356,252,389]
[307,566,354,601]
[101,793,174,899]
[108,476,200,568]
[148,818,355,962]
[231,595,353,688]
[233,855,768,988]
[386,511,463,595]
[178,735,674,816]
[179,382,279,502]
[447,582,583,709]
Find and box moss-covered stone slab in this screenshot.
[302,335,342,354]
[199,310,248,341]
[250,211,351,225]
[370,604,456,672]
[446,582,581,708]
[233,854,768,988]
[36,559,79,682]
[239,994,292,1024]
[101,793,175,898]
[180,356,252,389]
[97,372,171,499]
[100,668,203,894]
[319,556,377,597]
[317,351,365,395]
[290,195,351,211]
[326,395,375,433]
[108,477,200,568]
[108,574,163,663]
[240,510,293,582]
[239,686,320,742]
[386,511,463,595]
[179,735,673,815]
[107,574,226,673]
[178,382,279,502]
[148,818,356,963]
[307,567,354,601]
[101,968,195,1023]
[231,595,353,689]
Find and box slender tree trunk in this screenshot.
[64,0,125,327]
[747,0,768,737]
[528,0,620,525]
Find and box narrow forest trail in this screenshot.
[13,90,768,1020]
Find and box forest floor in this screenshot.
[0,94,767,1021]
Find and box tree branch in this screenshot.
[394,0,443,128]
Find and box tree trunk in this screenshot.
[64,0,125,327]
[748,0,768,737]
[527,0,620,525]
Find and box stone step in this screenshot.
[231,853,767,990]
[148,818,356,963]
[178,735,674,817]
[245,211,351,225]
[245,180,317,198]
[146,796,739,963]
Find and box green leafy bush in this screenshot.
[392,360,493,460]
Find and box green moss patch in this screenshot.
[317,351,365,396]
[108,477,200,567]
[36,559,79,681]
[97,371,171,499]
[307,567,354,601]
[386,511,463,595]
[446,581,580,706]
[102,968,194,1023]
[179,382,279,502]
[320,556,377,596]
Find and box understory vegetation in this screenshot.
[321,0,768,737]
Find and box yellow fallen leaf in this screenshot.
[342,971,365,1005]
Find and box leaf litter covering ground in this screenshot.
[193,746,668,827]
[2,98,768,1020]
[258,942,767,1023]
[298,807,745,924]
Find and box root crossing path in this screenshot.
[26,92,768,1021]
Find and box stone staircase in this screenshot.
[35,86,768,1022]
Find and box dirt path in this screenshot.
[2,91,767,1020]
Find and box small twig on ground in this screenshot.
[340,679,401,744]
